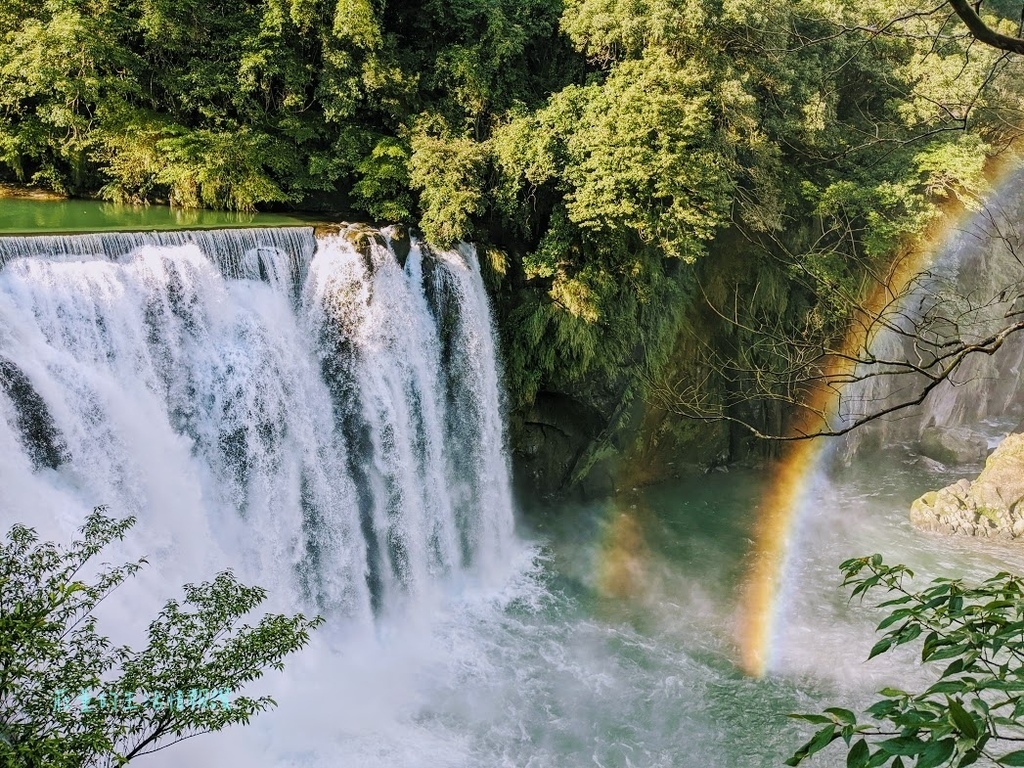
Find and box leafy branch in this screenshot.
[0,508,323,768]
[788,556,1024,767]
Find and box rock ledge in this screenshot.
[911,433,1024,539]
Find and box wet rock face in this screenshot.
[512,392,608,499]
[911,433,1024,539]
[0,358,69,470]
[918,426,989,466]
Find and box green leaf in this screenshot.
[1013,698,1024,719]
[847,738,870,768]
[867,699,898,717]
[788,725,839,765]
[879,610,912,630]
[826,708,857,725]
[877,737,925,756]
[917,739,955,768]
[998,751,1024,766]
[805,725,838,757]
[880,688,908,698]
[929,645,968,662]
[869,637,895,660]
[925,682,966,696]
[941,659,965,678]
[948,698,979,740]
[958,749,980,767]
[788,724,835,766]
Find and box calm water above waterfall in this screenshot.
[0,196,318,234]
[1,225,1023,767]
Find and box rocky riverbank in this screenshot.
[911,433,1024,538]
[0,183,64,200]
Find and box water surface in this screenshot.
[2,223,1021,767]
[152,454,1024,768]
[0,196,317,234]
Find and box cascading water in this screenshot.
[7,199,1024,768]
[0,224,515,643]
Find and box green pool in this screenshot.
[0,195,320,235]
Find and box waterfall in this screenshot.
[0,224,515,625]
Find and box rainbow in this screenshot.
[736,152,1024,677]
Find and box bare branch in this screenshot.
[649,187,1024,442]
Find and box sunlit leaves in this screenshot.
[351,136,412,222]
[914,134,991,209]
[551,52,733,261]
[409,127,488,245]
[561,0,714,63]
[154,128,296,211]
[333,0,380,49]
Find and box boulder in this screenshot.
[916,455,949,472]
[342,224,388,272]
[385,225,412,267]
[972,433,1024,512]
[918,426,988,466]
[911,433,1024,539]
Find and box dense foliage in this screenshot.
[4,0,1024,461]
[0,508,322,766]
[789,556,1024,768]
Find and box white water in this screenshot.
[4,202,1024,767]
[0,226,523,766]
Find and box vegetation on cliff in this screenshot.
[4,0,1024,481]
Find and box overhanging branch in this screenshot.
[948,0,1024,54]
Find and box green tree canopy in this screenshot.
[4,0,1024,447]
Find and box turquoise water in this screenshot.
[154,456,1023,768]
[0,196,318,234]
[466,457,1024,767]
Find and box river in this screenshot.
[0,195,317,234]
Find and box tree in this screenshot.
[639,0,1024,443]
[948,0,1024,55]
[0,507,323,767]
[645,197,1024,441]
[788,556,1024,768]
[5,0,1024,459]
